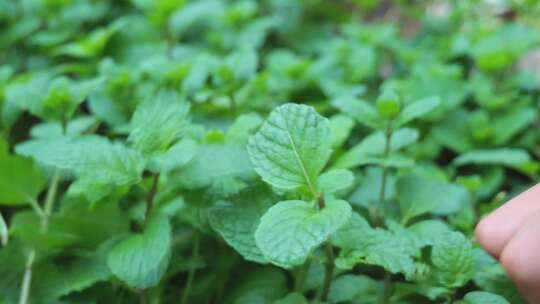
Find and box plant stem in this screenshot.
[294,261,309,293]
[378,120,393,303]
[320,241,335,301]
[139,290,148,304]
[374,121,393,227]
[144,173,160,227]
[20,167,62,303]
[316,194,336,301]
[181,233,199,304]
[0,211,7,247]
[41,169,60,230]
[18,250,35,304]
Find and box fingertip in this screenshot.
[474,216,506,258]
[499,211,540,303]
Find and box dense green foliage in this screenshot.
[1,0,539,303]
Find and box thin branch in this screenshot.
[144,173,160,227]
[41,170,60,231]
[18,250,35,304]
[181,233,199,304]
[320,241,335,301]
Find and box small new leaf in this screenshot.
[128,91,190,155]
[395,96,440,127]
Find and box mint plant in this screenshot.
[0,1,538,303]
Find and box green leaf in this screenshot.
[0,138,45,205]
[395,96,440,127]
[333,128,418,169]
[329,114,354,148]
[396,174,470,223]
[208,189,273,264]
[431,231,474,288]
[54,19,125,58]
[408,220,452,247]
[128,91,190,155]
[224,267,288,304]
[226,113,263,144]
[492,107,535,145]
[316,169,354,195]
[333,213,418,277]
[255,198,351,268]
[460,291,510,304]
[172,144,255,196]
[30,116,98,139]
[33,248,112,301]
[349,167,396,208]
[247,103,332,193]
[454,149,531,166]
[332,95,381,129]
[272,292,308,304]
[16,135,144,202]
[107,215,171,289]
[7,75,102,122]
[328,274,379,303]
[146,139,197,173]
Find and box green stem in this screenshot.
[294,261,309,293]
[0,211,7,247]
[18,250,35,304]
[320,241,335,301]
[20,166,62,303]
[144,173,160,227]
[374,121,392,227]
[41,170,60,231]
[181,233,199,304]
[28,197,43,217]
[139,290,148,304]
[378,121,393,303]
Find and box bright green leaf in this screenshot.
[247,103,332,193]
[255,198,351,268]
[107,215,171,289]
[128,91,190,155]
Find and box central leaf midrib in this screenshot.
[278,107,317,196]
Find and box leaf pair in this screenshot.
[246,103,352,268]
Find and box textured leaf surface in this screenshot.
[107,215,171,289]
[333,213,418,277]
[16,135,144,201]
[128,91,190,154]
[255,198,351,268]
[208,189,273,263]
[432,231,474,288]
[247,103,331,192]
[147,139,197,173]
[396,174,470,223]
